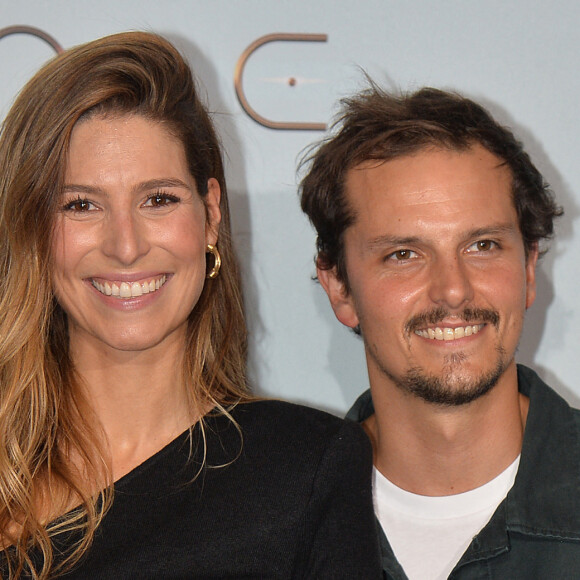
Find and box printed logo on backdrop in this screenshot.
[0,25,63,54]
[0,27,326,131]
[235,33,328,131]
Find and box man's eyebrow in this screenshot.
[62,178,194,196]
[465,224,519,239]
[365,224,519,251]
[366,235,422,251]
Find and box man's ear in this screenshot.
[525,242,539,309]
[317,265,360,329]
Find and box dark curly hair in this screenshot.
[300,84,562,286]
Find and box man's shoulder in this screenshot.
[511,364,580,533]
[518,364,579,415]
[345,389,374,423]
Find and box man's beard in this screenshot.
[366,306,509,406]
[395,348,508,405]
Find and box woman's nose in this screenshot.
[101,211,150,266]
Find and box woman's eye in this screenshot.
[144,193,180,207]
[387,249,417,261]
[467,240,497,252]
[63,198,95,212]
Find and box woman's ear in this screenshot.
[205,178,221,245]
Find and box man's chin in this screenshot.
[398,359,507,407]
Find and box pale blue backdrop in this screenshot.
[1,0,578,413]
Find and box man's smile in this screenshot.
[414,323,485,341]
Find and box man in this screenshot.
[300,86,580,578]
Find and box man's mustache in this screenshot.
[405,307,500,335]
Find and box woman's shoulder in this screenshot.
[199,399,373,482]
[226,399,370,454]
[233,398,348,426]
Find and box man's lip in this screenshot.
[419,320,485,330]
[414,323,486,341]
[405,308,500,335]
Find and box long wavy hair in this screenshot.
[0,31,249,578]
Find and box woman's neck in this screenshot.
[69,332,201,480]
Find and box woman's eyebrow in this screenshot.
[62,178,194,196]
[62,183,103,195]
[132,178,193,193]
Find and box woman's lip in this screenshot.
[88,272,169,284]
[90,275,168,299]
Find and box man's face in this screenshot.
[319,145,538,406]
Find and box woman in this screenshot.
[0,32,380,578]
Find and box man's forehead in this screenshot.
[344,145,511,200]
[341,144,518,239]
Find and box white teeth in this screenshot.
[92,275,167,299]
[443,328,454,341]
[415,324,484,341]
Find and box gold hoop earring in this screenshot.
[206,244,221,279]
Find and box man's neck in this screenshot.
[365,363,529,496]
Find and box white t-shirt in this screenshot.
[373,456,520,580]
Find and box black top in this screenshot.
[46,400,381,578]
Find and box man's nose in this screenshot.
[427,255,474,309]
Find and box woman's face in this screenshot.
[51,114,221,355]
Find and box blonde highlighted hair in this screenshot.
[0,31,249,577]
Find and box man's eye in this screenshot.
[63,198,94,212]
[144,193,180,207]
[387,249,417,261]
[467,240,497,252]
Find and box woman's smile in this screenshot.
[90,274,168,298]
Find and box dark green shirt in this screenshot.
[347,365,580,579]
